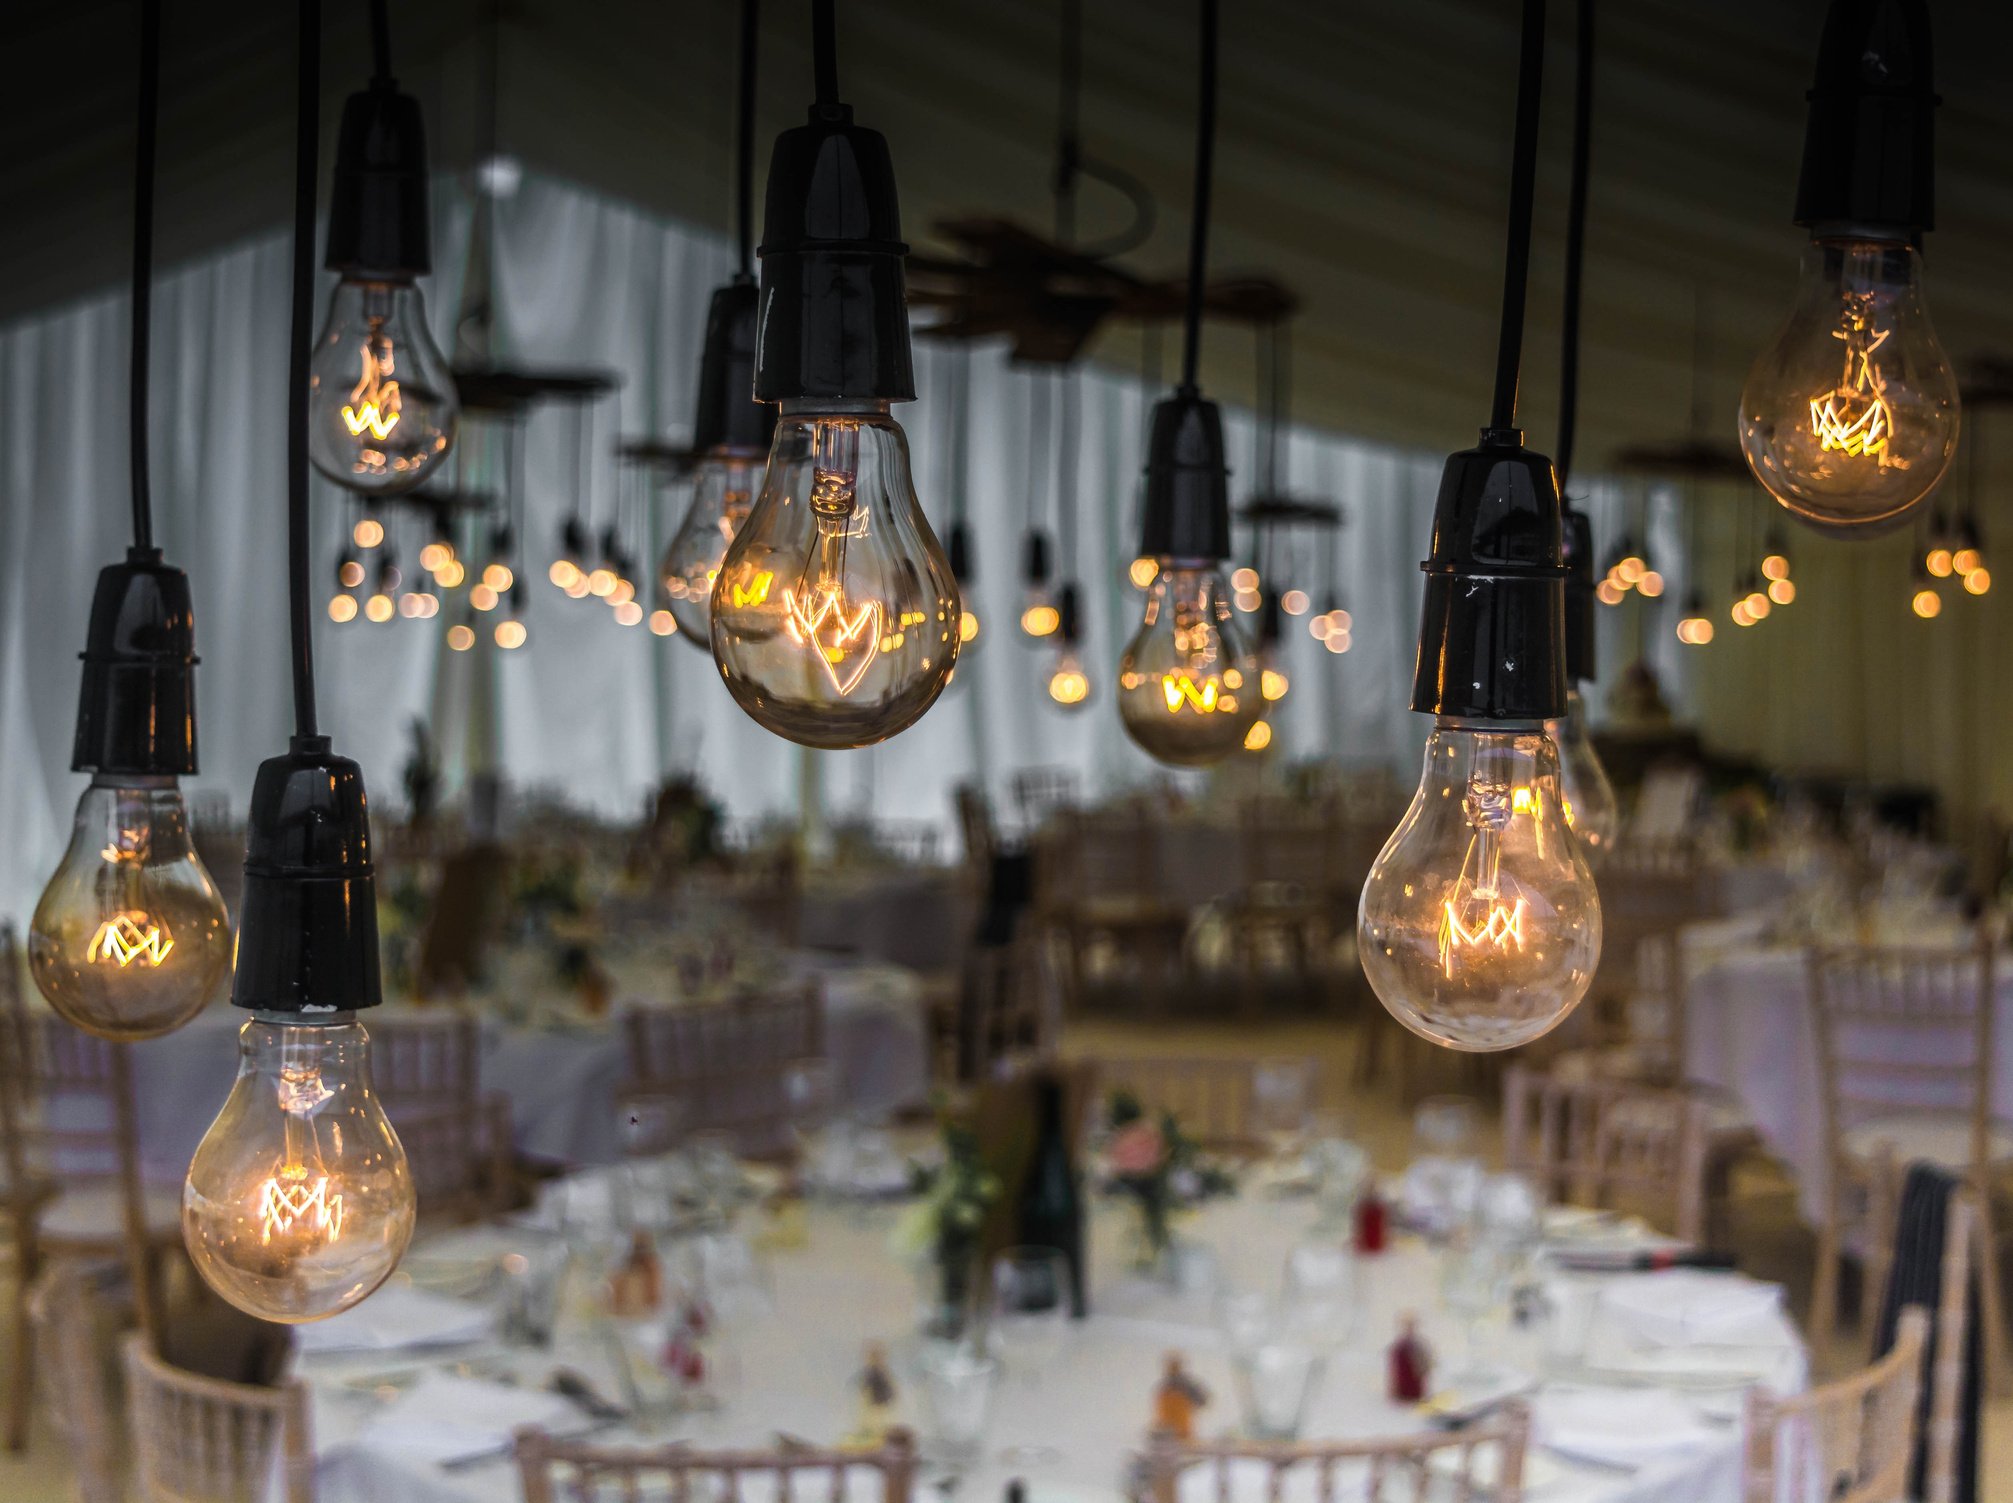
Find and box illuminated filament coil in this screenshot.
[783,587,883,696]
[86,912,174,968]
[1160,673,1226,714]
[341,339,402,442]
[258,1165,345,1245]
[1809,320,1893,461]
[1438,896,1528,976]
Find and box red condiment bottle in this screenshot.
[1353,1182,1387,1254]
[1388,1315,1431,1404]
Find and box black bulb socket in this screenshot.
[324,81,433,280]
[1258,590,1285,648]
[1410,428,1569,722]
[562,517,589,562]
[71,547,199,777]
[1057,582,1083,645]
[1561,501,1597,686]
[1138,390,1231,563]
[948,520,975,583]
[754,104,915,403]
[231,736,382,1015]
[692,276,778,455]
[1022,529,1052,585]
[1792,0,1936,240]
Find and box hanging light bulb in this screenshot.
[1043,583,1092,709]
[1636,569,1665,598]
[1952,517,1983,578]
[549,517,588,591]
[1676,592,1716,645]
[1242,720,1272,752]
[662,447,763,638]
[1548,688,1619,856]
[946,520,982,656]
[1912,585,1942,618]
[1964,566,1991,596]
[1129,556,1160,590]
[1019,530,1060,638]
[1739,0,1956,534]
[352,515,384,549]
[446,623,475,651]
[1769,576,1798,606]
[184,1015,413,1323]
[648,605,678,636]
[328,594,358,623]
[336,550,365,590]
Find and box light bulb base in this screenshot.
[754,105,915,403]
[71,548,199,777]
[692,277,778,454]
[231,737,382,1016]
[1561,501,1597,685]
[324,83,433,279]
[948,520,975,582]
[1021,529,1053,585]
[1138,391,1231,562]
[1409,430,1569,721]
[1792,0,1936,238]
[1056,582,1083,645]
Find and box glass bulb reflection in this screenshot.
[308,280,458,495]
[29,778,230,1041]
[183,1017,414,1323]
[710,403,959,748]
[660,448,763,646]
[1548,689,1619,857]
[1358,720,1602,1051]
[1117,563,1264,767]
[1740,241,1958,533]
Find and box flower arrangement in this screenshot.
[889,1118,1000,1339]
[1099,1092,1236,1269]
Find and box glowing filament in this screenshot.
[86,913,174,968]
[1438,897,1528,976]
[341,340,402,442]
[1160,673,1221,714]
[783,586,882,696]
[729,571,774,609]
[259,1165,345,1245]
[1809,322,1893,461]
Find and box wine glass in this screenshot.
[1437,1235,1506,1387]
[1283,1241,1359,1352]
[990,1247,1071,1464]
[1251,1060,1314,1163]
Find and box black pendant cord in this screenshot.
[369,0,393,83]
[1488,0,1547,434]
[287,0,322,740]
[1056,368,1080,576]
[1177,0,1218,395]
[128,0,161,553]
[811,0,839,111]
[1554,0,1593,491]
[1054,0,1081,247]
[736,0,759,275]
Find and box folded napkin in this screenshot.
[1596,1270,1782,1347]
[292,1282,495,1355]
[1533,1386,1722,1469]
[356,1371,583,1466]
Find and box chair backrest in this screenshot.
[27,1261,121,1503]
[1236,798,1341,895]
[1054,808,1165,911]
[365,1012,480,1111]
[123,1331,314,1503]
[351,1013,503,1220]
[620,984,825,1152]
[1087,1055,1318,1154]
[516,1426,917,1503]
[954,783,998,872]
[1143,1401,1529,1503]
[1806,943,1995,1173]
[0,935,143,1193]
[1744,1308,1929,1503]
[1502,1064,1709,1242]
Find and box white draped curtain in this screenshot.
[0,172,1664,922]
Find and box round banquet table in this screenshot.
[90,953,930,1184]
[1681,914,2013,1224]
[297,1178,1804,1503]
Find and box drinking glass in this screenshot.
[990,1247,1071,1463]
[1313,1137,1369,1230]
[1438,1237,1505,1385]
[1216,1288,1278,1361]
[918,1344,1001,1470]
[1234,1340,1321,1440]
[499,1231,571,1347]
[1283,1241,1359,1351]
[1251,1060,1313,1162]
[1412,1095,1481,1157]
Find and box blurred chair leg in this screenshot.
[1972,1187,2011,1394]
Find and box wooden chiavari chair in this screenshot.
[1218,798,1345,1016]
[1742,1310,1927,1503]
[1085,1055,1319,1156]
[362,1012,514,1220]
[1141,1402,1529,1503]
[516,1426,917,1503]
[122,1331,314,1503]
[1038,807,1191,1016]
[1916,1189,1977,1503]
[25,1261,121,1503]
[618,984,825,1156]
[1805,942,2010,1378]
[1,923,172,1450]
[1502,1064,1710,1243]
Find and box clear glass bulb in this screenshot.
[1548,689,1619,857]
[308,280,458,495]
[1117,562,1265,767]
[1358,720,1602,1052]
[1048,646,1091,710]
[710,402,959,748]
[184,1016,414,1323]
[29,777,230,1041]
[1740,240,1959,533]
[660,448,763,645]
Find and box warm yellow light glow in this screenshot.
[958,609,980,645]
[1234,589,1262,613]
[1596,579,1626,607]
[338,560,366,589]
[483,563,514,592]
[584,568,615,597]
[353,518,384,549]
[468,584,498,611]
[1926,548,1954,578]
[1747,592,1771,620]
[1324,631,1351,654]
[1131,557,1161,589]
[1281,589,1310,616]
[340,341,402,443]
[85,911,174,968]
[328,595,358,623]
[1159,672,1224,714]
[648,609,677,636]
[609,578,637,607]
[447,624,475,651]
[1964,568,1990,596]
[1021,604,1060,637]
[1677,615,1715,646]
[1912,589,1941,619]
[1261,667,1289,702]
[1762,554,1790,582]
[1809,321,1893,459]
[1616,556,1645,585]
[728,570,774,610]
[437,560,466,589]
[613,600,643,627]
[1244,720,1272,751]
[564,575,592,600]
[496,618,528,649]
[1732,601,1754,627]
[1048,662,1089,705]
[1637,571,1665,598]
[364,594,394,623]
[419,542,451,573]
[1440,896,1527,978]
[1953,547,1982,577]
[1231,567,1259,592]
[549,559,581,589]
[1769,578,1797,606]
[259,1164,344,1245]
[783,586,884,697]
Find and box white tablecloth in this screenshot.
[98,954,931,1184]
[1682,916,2013,1223]
[298,1187,1802,1503]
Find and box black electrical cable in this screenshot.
[1555,0,1593,491]
[128,0,161,553]
[1056,368,1080,573]
[736,0,758,274]
[287,0,322,739]
[369,0,393,82]
[1488,0,1547,434]
[1177,0,1218,394]
[812,0,839,110]
[1055,0,1082,247]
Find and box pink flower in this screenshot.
[1108,1121,1168,1177]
